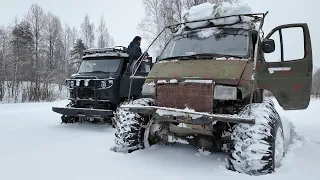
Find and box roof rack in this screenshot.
[84,46,128,55]
[169,12,268,31]
[82,46,129,59]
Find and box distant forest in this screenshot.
[0,4,115,102]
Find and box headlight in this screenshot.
[76,80,80,86]
[70,81,74,88]
[108,80,113,85]
[84,80,89,87]
[101,81,107,88]
[214,85,237,100]
[141,83,155,95]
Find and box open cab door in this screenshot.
[256,23,313,110]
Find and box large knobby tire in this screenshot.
[113,98,154,153]
[226,99,285,175]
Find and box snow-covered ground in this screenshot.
[0,98,320,180]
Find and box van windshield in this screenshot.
[158,28,250,60]
[78,59,121,73]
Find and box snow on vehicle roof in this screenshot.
[175,2,259,35]
[82,52,129,59]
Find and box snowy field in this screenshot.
[0,98,319,180]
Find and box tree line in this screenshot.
[0,4,115,103]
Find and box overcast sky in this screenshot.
[0,0,145,48]
[1,0,319,66]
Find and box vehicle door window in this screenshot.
[263,27,305,62]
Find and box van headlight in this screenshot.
[214,85,237,100]
[84,80,89,87]
[70,81,74,88]
[141,83,155,95]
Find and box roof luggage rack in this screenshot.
[83,46,128,55]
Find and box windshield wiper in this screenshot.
[91,71,109,74]
[160,53,244,61]
[79,71,108,74]
[191,53,244,59]
[159,56,194,61]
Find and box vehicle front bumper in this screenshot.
[120,105,255,125]
[52,107,114,118]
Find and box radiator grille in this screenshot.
[157,83,214,113]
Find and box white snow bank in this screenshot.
[181,2,255,30]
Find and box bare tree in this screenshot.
[97,14,107,48]
[139,0,242,56]
[10,20,34,102]
[25,4,47,101]
[96,14,116,48]
[81,14,95,48]
[138,0,176,55]
[71,26,78,45]
[45,12,62,70]
[0,26,10,101]
[109,36,115,47]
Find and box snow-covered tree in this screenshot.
[81,14,95,48]
[10,20,34,102]
[109,36,115,47]
[0,26,9,101]
[96,14,116,48]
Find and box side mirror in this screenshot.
[262,39,275,53]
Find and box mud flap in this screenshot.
[52,107,114,118]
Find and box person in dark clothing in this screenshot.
[128,36,142,61]
[127,36,150,73]
[127,36,142,71]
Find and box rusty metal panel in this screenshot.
[157,82,214,113]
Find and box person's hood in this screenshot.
[129,41,139,47]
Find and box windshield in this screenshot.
[78,59,121,73]
[158,28,250,60]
